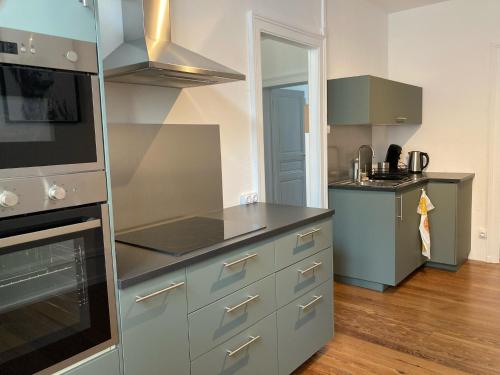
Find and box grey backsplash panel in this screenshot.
[108,124,223,232]
[327,125,372,182]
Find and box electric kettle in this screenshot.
[408,151,429,173]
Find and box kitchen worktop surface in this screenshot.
[115,203,334,288]
[328,172,475,192]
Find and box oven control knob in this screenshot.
[48,185,67,201]
[0,191,19,208]
[66,50,79,63]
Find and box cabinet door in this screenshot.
[370,77,423,125]
[0,0,96,42]
[119,268,190,375]
[427,182,458,265]
[64,349,120,375]
[395,187,426,284]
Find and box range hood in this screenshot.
[104,0,245,88]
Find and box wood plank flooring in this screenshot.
[295,261,500,375]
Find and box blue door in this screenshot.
[0,0,96,42]
[264,88,307,207]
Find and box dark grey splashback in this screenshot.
[327,125,372,182]
[108,124,223,232]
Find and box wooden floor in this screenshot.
[295,261,500,375]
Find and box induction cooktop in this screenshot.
[115,216,266,256]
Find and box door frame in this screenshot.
[248,12,327,208]
[486,44,500,263]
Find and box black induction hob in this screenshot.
[115,216,266,256]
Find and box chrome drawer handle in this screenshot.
[225,294,260,313]
[396,116,408,123]
[299,295,323,310]
[298,261,322,275]
[223,253,258,268]
[135,281,185,303]
[297,227,321,239]
[226,335,261,357]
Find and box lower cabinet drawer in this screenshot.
[187,240,275,312]
[189,274,276,360]
[275,218,333,270]
[277,280,333,375]
[276,247,333,308]
[191,313,278,375]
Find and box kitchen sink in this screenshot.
[332,179,411,187]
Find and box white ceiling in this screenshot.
[368,0,449,13]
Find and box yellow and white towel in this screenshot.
[417,189,434,259]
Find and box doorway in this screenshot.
[249,14,327,208]
[262,36,309,206]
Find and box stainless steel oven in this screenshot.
[0,204,118,375]
[0,27,103,178]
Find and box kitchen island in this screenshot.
[115,203,334,375]
[329,172,474,291]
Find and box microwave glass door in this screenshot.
[0,206,113,375]
[0,64,99,170]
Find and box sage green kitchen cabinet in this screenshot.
[119,268,190,375]
[277,280,333,375]
[64,349,120,375]
[327,75,422,125]
[0,0,97,42]
[116,216,333,375]
[427,179,473,270]
[329,186,426,291]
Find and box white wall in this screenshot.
[384,0,500,261]
[326,0,388,79]
[326,0,389,159]
[98,0,323,208]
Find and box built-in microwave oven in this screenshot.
[0,27,104,178]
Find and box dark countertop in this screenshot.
[328,172,475,192]
[115,203,334,289]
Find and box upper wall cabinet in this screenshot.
[327,75,423,126]
[0,0,96,42]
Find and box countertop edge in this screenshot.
[328,173,475,192]
[117,209,334,289]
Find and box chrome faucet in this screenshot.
[357,145,374,182]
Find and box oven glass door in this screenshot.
[0,64,100,171]
[0,206,113,375]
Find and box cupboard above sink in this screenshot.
[327,75,423,126]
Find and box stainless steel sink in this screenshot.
[331,179,409,188]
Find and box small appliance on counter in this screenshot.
[408,151,430,173]
[385,144,402,171]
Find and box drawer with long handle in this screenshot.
[188,274,276,359]
[277,280,333,375]
[190,313,278,375]
[275,247,333,308]
[119,268,190,375]
[275,218,333,270]
[186,240,275,312]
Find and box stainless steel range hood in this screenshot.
[104,0,245,88]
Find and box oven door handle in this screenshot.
[0,219,101,248]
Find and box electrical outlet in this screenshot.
[240,192,258,205]
[479,228,488,239]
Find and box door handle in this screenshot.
[298,261,322,275]
[79,0,90,7]
[0,219,101,248]
[396,196,403,222]
[225,295,260,313]
[135,281,185,303]
[226,336,261,357]
[223,253,258,268]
